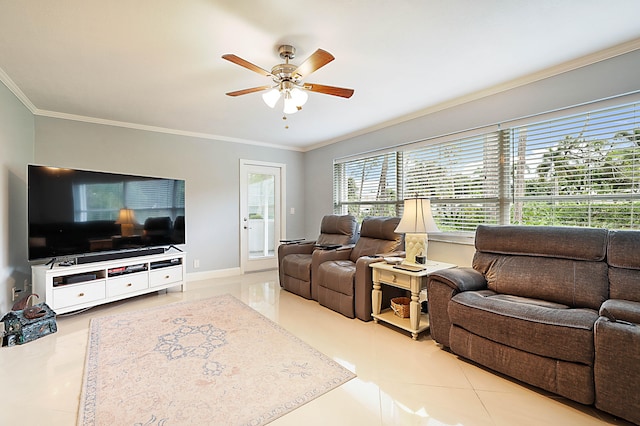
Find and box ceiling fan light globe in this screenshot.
[262,89,281,108]
[283,97,299,114]
[290,87,308,107]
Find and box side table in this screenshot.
[371,260,456,340]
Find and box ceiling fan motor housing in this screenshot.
[278,44,296,60]
[271,64,298,84]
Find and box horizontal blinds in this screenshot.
[125,180,179,209]
[510,102,639,228]
[333,152,399,221]
[334,99,640,232]
[74,183,123,221]
[125,180,185,224]
[401,131,503,231]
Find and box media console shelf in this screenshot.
[32,252,186,314]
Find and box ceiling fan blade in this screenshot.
[293,49,335,78]
[222,54,272,77]
[225,85,272,97]
[303,83,354,99]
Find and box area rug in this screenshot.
[77,294,355,425]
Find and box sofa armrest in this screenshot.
[429,267,487,292]
[600,299,640,325]
[278,240,317,257]
[354,257,384,321]
[277,241,317,287]
[427,267,486,347]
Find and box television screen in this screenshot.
[28,165,186,261]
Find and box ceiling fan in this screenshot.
[222,45,354,114]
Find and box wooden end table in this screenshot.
[371,260,456,340]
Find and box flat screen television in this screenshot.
[28,165,186,262]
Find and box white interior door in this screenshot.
[240,160,285,272]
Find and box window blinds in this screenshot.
[334,152,399,220]
[509,102,639,228]
[401,131,503,231]
[334,99,640,231]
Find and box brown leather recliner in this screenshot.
[278,214,357,300]
[314,216,404,320]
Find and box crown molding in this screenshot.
[34,109,305,152]
[0,66,38,114]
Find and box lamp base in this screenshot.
[403,233,428,265]
[121,224,134,237]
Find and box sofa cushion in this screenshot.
[316,214,358,246]
[473,252,608,310]
[607,230,640,270]
[607,230,640,303]
[349,217,402,262]
[474,225,607,261]
[282,254,313,281]
[449,290,599,365]
[317,260,357,296]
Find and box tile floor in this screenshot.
[0,270,634,425]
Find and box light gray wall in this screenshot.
[304,49,640,265]
[34,117,305,274]
[0,82,35,314]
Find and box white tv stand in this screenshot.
[32,251,186,314]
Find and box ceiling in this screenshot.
[1,1,640,151]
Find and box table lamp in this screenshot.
[394,198,439,265]
[116,208,137,237]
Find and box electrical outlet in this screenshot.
[11,287,20,302]
[194,259,200,268]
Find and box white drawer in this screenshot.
[149,266,183,288]
[53,281,106,310]
[375,269,412,289]
[107,273,148,297]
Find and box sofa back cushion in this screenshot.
[350,217,403,262]
[316,215,358,246]
[607,230,640,302]
[475,225,607,261]
[473,225,609,310]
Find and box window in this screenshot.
[74,180,185,224]
[401,130,503,231]
[509,103,639,229]
[334,152,399,221]
[334,99,640,231]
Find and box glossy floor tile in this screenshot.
[0,270,633,425]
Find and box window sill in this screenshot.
[429,232,475,246]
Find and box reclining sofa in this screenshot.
[278,214,357,300]
[313,216,404,320]
[427,225,639,424]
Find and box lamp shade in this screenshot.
[283,94,299,114]
[262,88,281,108]
[394,198,439,234]
[115,208,137,225]
[289,87,308,107]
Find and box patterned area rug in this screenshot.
[77,295,355,425]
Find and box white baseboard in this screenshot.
[186,267,242,283]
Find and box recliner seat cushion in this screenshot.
[317,260,356,297]
[282,254,312,281]
[449,290,598,365]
